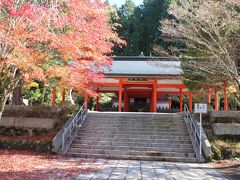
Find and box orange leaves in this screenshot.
[0,0,124,98]
[1,1,56,84]
[44,0,125,96]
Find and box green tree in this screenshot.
[112,0,139,56]
[141,0,170,55]
[113,0,174,56]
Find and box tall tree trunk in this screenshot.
[65,89,75,105]
[12,70,23,105]
[12,85,23,105]
[0,64,22,120]
[0,96,8,120]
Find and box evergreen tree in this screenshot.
[112,0,139,56]
[112,0,174,56]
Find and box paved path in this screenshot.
[75,159,228,180]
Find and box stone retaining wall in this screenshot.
[0,117,57,130]
[212,123,240,135]
[210,111,240,118]
[210,111,240,123]
[209,111,240,135]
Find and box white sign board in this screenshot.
[194,103,207,113]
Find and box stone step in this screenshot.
[78,129,188,135]
[83,125,185,129]
[82,123,185,128]
[74,136,192,143]
[87,121,183,123]
[66,152,197,163]
[86,115,182,118]
[70,144,195,153]
[68,148,196,158]
[86,114,182,118]
[65,112,195,163]
[87,112,182,117]
[72,140,192,150]
[81,123,186,128]
[85,120,185,127]
[85,118,183,122]
[77,131,190,137]
[76,133,190,139]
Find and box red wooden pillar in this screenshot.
[62,88,65,104]
[96,89,99,111]
[214,88,218,111]
[153,81,157,112]
[150,93,153,112]
[223,82,228,111]
[118,81,123,112]
[124,86,128,112]
[84,94,88,110]
[188,93,193,112]
[207,88,211,104]
[51,88,56,107]
[179,89,183,112]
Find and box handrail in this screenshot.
[183,104,202,162]
[62,105,88,155]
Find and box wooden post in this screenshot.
[62,88,65,104]
[179,89,183,112]
[118,81,123,112]
[207,88,211,104]
[96,89,99,111]
[51,88,56,107]
[223,82,228,111]
[153,80,157,112]
[124,85,128,112]
[189,93,193,112]
[214,88,218,111]
[150,93,153,112]
[84,94,88,110]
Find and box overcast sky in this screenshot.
[108,0,143,7]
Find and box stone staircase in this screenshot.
[66,112,197,162]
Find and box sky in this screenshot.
[108,0,143,7]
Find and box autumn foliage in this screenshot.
[0,0,124,115]
[45,0,125,96]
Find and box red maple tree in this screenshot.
[46,0,125,97]
[0,0,124,118]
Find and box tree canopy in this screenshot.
[161,0,240,91]
[112,0,173,56]
[0,0,124,117]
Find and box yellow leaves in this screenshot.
[23,82,39,90]
[229,86,237,94]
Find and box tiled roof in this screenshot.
[103,56,182,76]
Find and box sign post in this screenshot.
[194,103,207,162]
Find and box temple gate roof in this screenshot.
[103,56,182,77]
